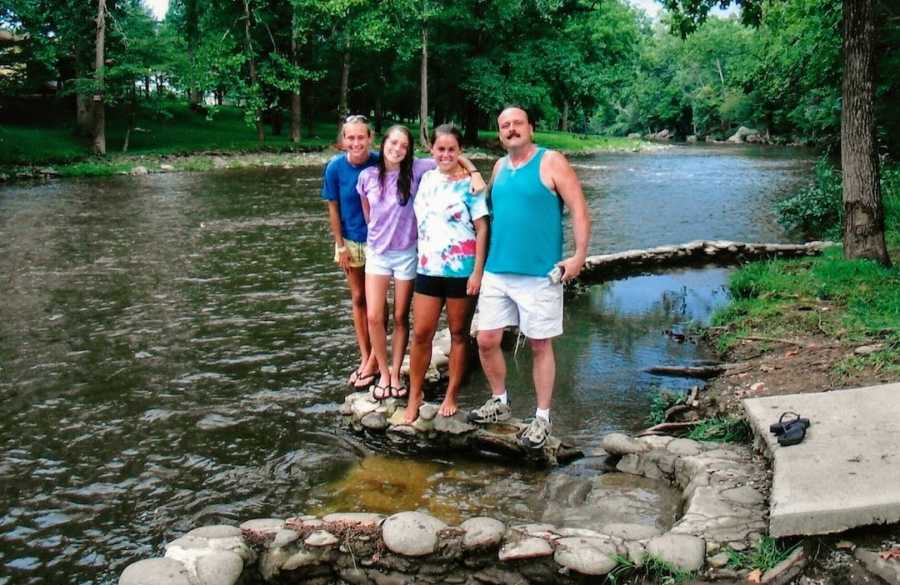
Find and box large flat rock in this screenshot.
[743,382,900,537]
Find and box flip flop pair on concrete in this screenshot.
[769,411,811,446]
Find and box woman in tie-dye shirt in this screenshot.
[404,124,489,424]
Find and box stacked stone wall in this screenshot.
[120,434,771,585]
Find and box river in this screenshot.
[0,144,814,584]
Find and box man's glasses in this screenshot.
[344,115,368,123]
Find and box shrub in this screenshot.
[647,390,684,425]
[775,157,843,240]
[686,417,752,443]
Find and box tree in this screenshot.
[660,0,891,266]
[92,0,106,154]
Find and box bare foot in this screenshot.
[403,397,422,424]
[438,397,458,417]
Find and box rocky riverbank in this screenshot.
[0,141,665,183]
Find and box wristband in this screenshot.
[336,245,348,254]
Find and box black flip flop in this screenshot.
[389,385,408,400]
[371,383,390,401]
[770,412,810,436]
[353,372,377,390]
[778,421,808,446]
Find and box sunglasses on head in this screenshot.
[344,115,368,123]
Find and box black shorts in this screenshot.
[415,274,470,299]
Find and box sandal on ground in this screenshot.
[353,372,377,389]
[348,367,364,387]
[769,411,810,436]
[389,385,408,400]
[778,420,808,447]
[371,384,391,401]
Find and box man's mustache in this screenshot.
[505,131,521,139]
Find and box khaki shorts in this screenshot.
[475,271,563,339]
[334,239,366,268]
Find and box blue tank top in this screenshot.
[485,147,563,276]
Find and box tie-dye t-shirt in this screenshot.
[414,169,489,277]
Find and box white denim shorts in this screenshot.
[475,271,563,339]
[365,246,417,280]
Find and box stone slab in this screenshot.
[743,382,900,537]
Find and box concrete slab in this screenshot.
[743,382,900,537]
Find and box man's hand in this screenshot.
[557,255,586,283]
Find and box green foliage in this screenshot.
[883,166,900,248]
[776,158,843,239]
[727,537,802,572]
[775,160,900,243]
[640,555,695,584]
[647,390,684,425]
[606,555,637,584]
[686,417,752,443]
[3,0,898,154]
[605,554,694,585]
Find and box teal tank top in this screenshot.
[485,147,563,276]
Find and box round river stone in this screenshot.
[195,551,243,585]
[119,558,192,585]
[382,511,447,556]
[646,533,706,572]
[554,537,619,575]
[186,525,241,539]
[498,537,554,561]
[460,517,505,549]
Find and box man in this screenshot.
[468,107,591,449]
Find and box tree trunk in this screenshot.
[419,26,429,148]
[243,0,264,143]
[715,57,726,96]
[374,67,385,134]
[123,83,137,153]
[339,48,350,121]
[304,81,315,135]
[92,0,106,155]
[271,103,283,136]
[290,10,301,143]
[841,0,890,265]
[76,92,93,136]
[464,100,479,144]
[560,99,569,132]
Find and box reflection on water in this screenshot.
[0,145,813,583]
[311,455,547,526]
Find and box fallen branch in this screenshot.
[579,240,833,283]
[637,421,700,436]
[663,403,696,422]
[645,365,728,379]
[739,335,809,346]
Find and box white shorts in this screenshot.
[365,246,417,280]
[476,271,563,339]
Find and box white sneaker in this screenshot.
[467,396,511,424]
[518,417,551,449]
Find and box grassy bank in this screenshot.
[711,163,900,377]
[478,129,641,153]
[1,102,645,180]
[1,104,335,167]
